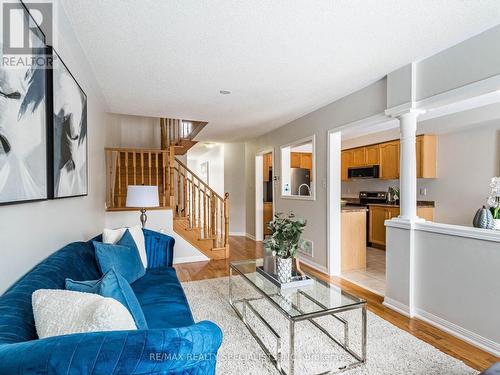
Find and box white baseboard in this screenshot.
[415,308,500,357]
[383,297,410,317]
[173,255,209,264]
[229,232,246,236]
[245,233,256,240]
[298,257,329,274]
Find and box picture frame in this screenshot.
[0,1,50,205]
[48,48,88,199]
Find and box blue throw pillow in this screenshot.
[93,229,145,283]
[66,269,148,329]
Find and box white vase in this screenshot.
[276,257,293,283]
[494,219,500,230]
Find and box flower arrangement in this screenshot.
[487,177,500,219]
[264,212,307,259]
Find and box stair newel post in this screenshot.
[169,147,175,208]
[177,167,181,215]
[160,118,166,150]
[224,192,230,256]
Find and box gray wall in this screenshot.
[0,5,109,293]
[416,24,500,100]
[224,143,246,234]
[245,78,387,267]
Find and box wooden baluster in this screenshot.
[177,168,181,214]
[124,151,129,196]
[224,193,230,254]
[155,153,159,187]
[148,152,152,185]
[183,173,188,218]
[191,177,196,228]
[162,151,167,207]
[211,193,216,237]
[169,148,175,207]
[141,152,144,184]
[116,152,122,207]
[198,183,202,236]
[203,187,208,238]
[132,152,137,185]
[219,199,223,245]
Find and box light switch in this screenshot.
[419,188,427,196]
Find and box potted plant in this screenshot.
[264,212,307,283]
[487,177,500,230]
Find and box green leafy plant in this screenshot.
[263,212,307,259]
[487,177,500,219]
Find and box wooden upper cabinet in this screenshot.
[365,145,380,165]
[379,141,399,180]
[416,135,437,178]
[300,153,312,170]
[290,152,301,168]
[341,150,353,181]
[351,148,366,166]
[341,134,436,181]
[263,153,272,182]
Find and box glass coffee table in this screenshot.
[229,259,367,375]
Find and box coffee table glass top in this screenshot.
[230,259,365,320]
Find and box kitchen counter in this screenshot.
[341,206,368,212]
[342,198,434,208]
[366,201,435,208]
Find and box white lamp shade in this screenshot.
[126,185,160,208]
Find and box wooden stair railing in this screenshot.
[105,146,230,259]
[160,118,208,155]
[173,157,229,258]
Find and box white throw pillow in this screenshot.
[102,225,147,268]
[32,289,137,339]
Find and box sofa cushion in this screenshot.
[94,230,145,283]
[32,289,137,339]
[103,225,147,268]
[131,267,194,329]
[66,269,148,330]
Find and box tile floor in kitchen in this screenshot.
[341,247,386,296]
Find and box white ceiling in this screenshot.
[61,0,500,142]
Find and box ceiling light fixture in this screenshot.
[219,90,231,95]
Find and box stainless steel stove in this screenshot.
[359,191,388,205]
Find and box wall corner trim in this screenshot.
[383,297,410,317]
[415,308,500,357]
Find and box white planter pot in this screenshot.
[276,257,293,283]
[494,219,500,230]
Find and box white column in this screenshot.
[398,110,421,221]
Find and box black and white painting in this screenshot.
[0,6,48,205]
[52,51,87,198]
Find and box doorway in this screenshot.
[255,150,274,242]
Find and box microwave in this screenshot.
[347,165,380,179]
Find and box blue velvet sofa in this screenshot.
[0,229,223,374]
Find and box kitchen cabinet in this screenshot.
[341,209,367,271]
[416,135,437,178]
[379,141,400,180]
[263,153,272,182]
[300,153,312,170]
[341,134,437,180]
[352,147,366,166]
[290,153,301,168]
[290,152,313,175]
[365,144,379,165]
[263,202,273,235]
[369,205,434,247]
[341,150,353,181]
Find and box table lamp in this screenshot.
[126,185,160,228]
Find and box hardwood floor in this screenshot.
[174,236,498,372]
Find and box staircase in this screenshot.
[105,118,229,260]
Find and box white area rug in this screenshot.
[182,277,477,375]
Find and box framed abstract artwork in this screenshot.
[0,2,49,205]
[49,49,88,198]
